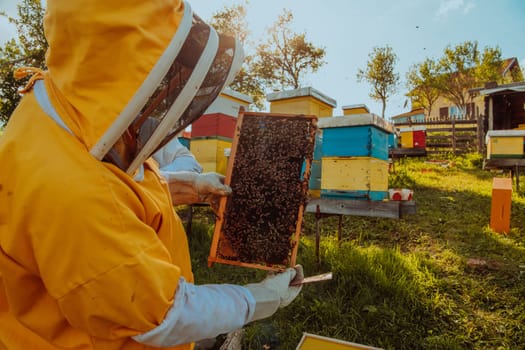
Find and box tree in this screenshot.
[0,0,47,124]
[507,62,524,82]
[252,9,326,91]
[434,41,505,118]
[405,58,440,118]
[209,2,266,110]
[209,3,250,45]
[357,45,399,119]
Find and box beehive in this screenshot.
[297,333,383,350]
[190,89,252,173]
[342,104,370,115]
[321,157,389,201]
[388,132,398,149]
[486,130,525,159]
[399,126,426,148]
[318,114,393,161]
[267,87,336,118]
[191,113,237,139]
[308,130,323,198]
[178,136,190,149]
[490,177,512,233]
[204,87,253,116]
[209,111,317,271]
[189,137,231,175]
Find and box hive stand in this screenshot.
[484,158,525,193]
[305,198,417,264]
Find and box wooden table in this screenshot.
[183,199,417,265]
[389,147,427,159]
[483,158,525,192]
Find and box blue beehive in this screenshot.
[318,113,394,201]
[318,114,394,160]
[308,130,323,197]
[388,132,398,149]
[178,136,190,149]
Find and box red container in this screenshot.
[412,130,426,148]
[191,113,237,138]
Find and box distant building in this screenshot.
[399,57,522,123]
[390,107,425,125]
[432,57,521,121]
[470,81,525,131]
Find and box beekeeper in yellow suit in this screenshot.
[0,0,303,349]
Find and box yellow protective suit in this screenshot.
[0,0,195,349]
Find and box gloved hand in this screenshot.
[161,170,232,213]
[244,265,304,322]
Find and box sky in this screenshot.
[1,0,524,120]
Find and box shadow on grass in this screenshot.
[177,161,525,350]
[296,181,525,350]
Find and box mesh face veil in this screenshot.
[89,1,244,175]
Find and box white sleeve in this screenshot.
[160,155,203,173]
[132,278,256,347]
[153,138,203,173]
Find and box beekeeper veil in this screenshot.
[89,1,243,175]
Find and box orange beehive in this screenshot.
[490,177,512,233]
[208,111,317,271]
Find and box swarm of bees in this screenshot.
[217,113,317,267]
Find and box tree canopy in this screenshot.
[357,45,399,119]
[2,3,523,124]
[0,2,327,119]
[252,9,326,92]
[0,0,46,124]
[405,58,441,118]
[210,6,326,110]
[405,41,523,119]
[435,41,499,117]
[209,2,266,110]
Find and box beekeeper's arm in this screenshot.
[153,137,203,173]
[153,137,231,212]
[132,266,303,347]
[43,175,301,347]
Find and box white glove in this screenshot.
[161,171,231,212]
[244,265,304,322]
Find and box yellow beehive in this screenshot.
[190,137,232,175]
[400,130,413,148]
[204,87,253,117]
[399,126,426,148]
[342,104,369,115]
[321,156,389,201]
[487,136,524,158]
[297,333,383,350]
[267,87,336,118]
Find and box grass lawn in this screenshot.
[182,153,525,350]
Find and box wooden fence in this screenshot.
[394,116,487,156]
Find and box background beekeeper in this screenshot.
[151,127,229,213]
[0,1,303,349]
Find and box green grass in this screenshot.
[183,153,525,350]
